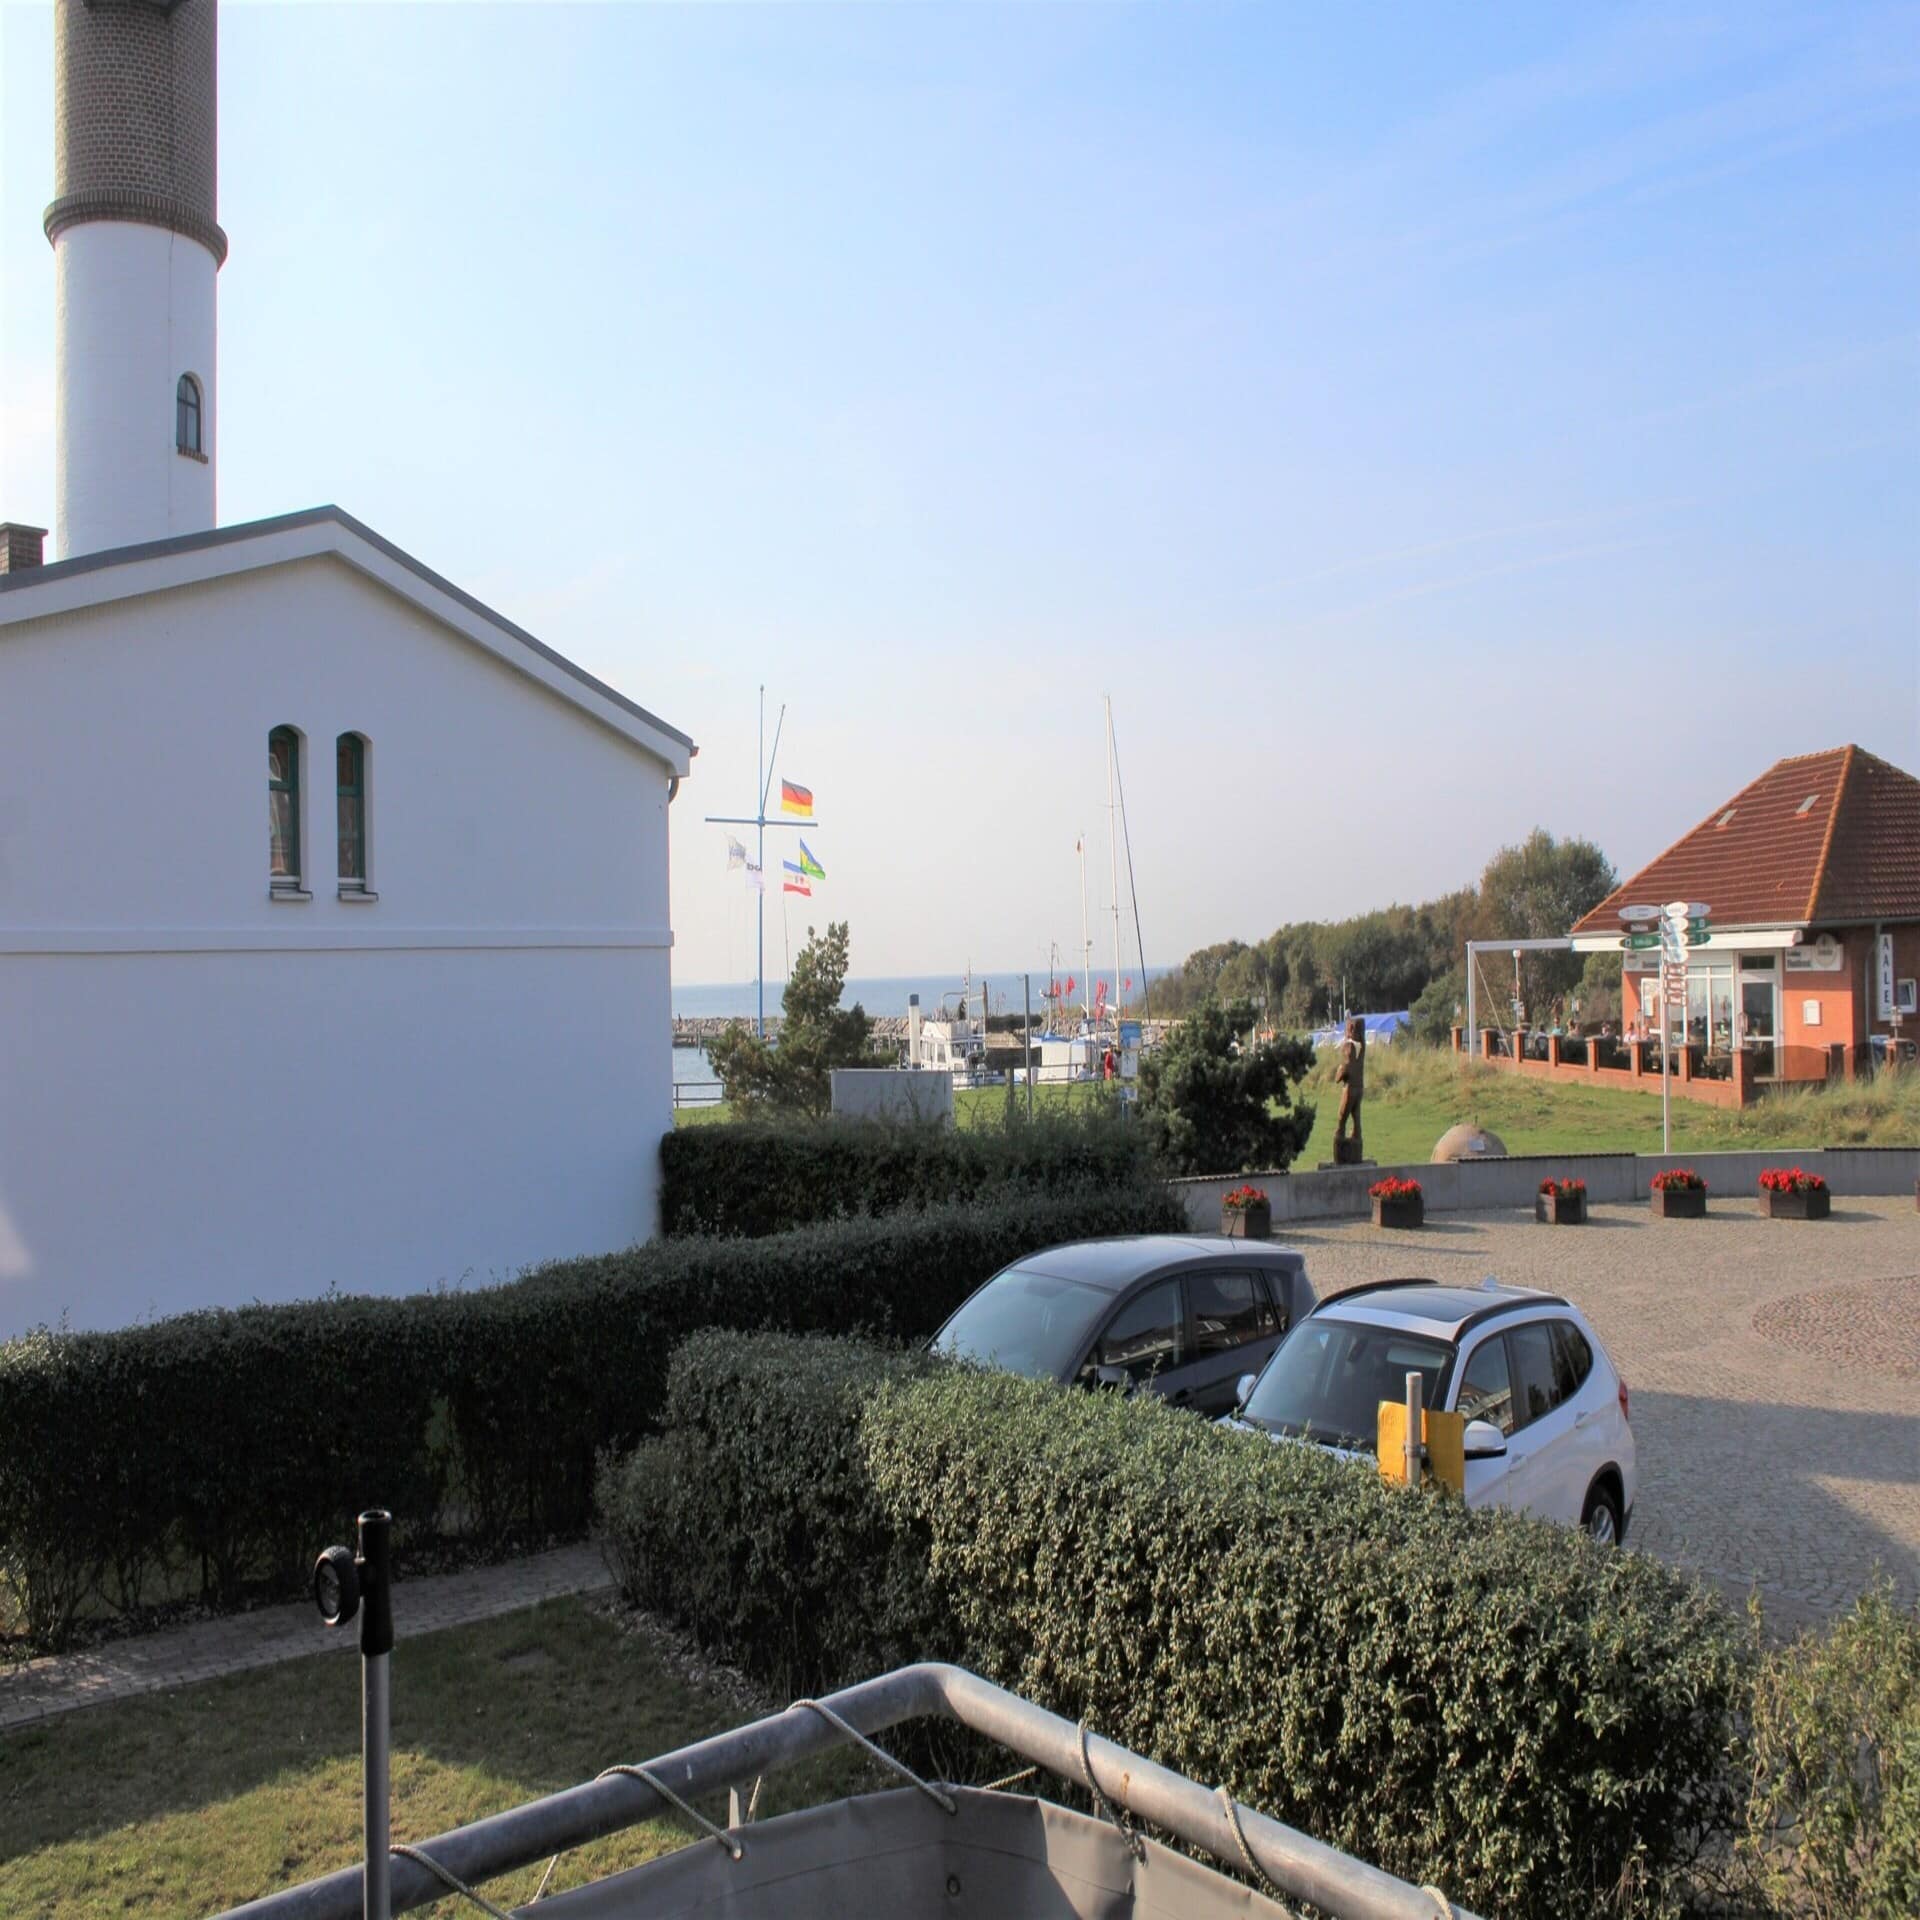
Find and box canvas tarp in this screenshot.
[536,1785,1293,1919]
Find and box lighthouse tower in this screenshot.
[45,0,226,560]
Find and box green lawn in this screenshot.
[0,1596,873,1918]
[680,1051,1917,1159]
[1295,1047,1920,1166]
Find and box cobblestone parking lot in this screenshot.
[1295,1195,1919,1627]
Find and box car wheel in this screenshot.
[1581,1481,1622,1547]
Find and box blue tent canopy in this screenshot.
[1306,1010,1410,1049]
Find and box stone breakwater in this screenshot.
[675,1014,912,1045]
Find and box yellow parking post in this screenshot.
[1376,1402,1468,1494]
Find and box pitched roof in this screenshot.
[1572,746,1920,934]
[0,505,695,775]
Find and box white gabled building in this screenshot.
[0,2,694,1334]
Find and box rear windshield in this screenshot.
[933,1266,1107,1381]
[1241,1317,1454,1452]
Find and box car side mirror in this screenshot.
[1093,1365,1131,1393]
[1235,1373,1257,1410]
[1462,1419,1508,1461]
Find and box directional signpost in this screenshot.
[1620,902,1712,1152]
[1624,901,1711,1154]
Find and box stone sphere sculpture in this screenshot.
[1431,1124,1508,1163]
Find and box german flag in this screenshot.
[779,779,814,818]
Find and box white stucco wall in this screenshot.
[55,221,218,559]
[0,556,677,1334]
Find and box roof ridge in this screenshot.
[1770,745,1853,768]
[1804,744,1855,922]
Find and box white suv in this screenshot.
[1226,1278,1636,1542]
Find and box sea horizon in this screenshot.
[672,966,1174,1024]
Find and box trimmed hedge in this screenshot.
[658,1109,1156,1238]
[0,1182,1186,1649]
[601,1332,1751,1920]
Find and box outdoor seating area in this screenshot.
[1452,1024,1896,1109]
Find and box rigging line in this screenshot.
[1108,712,1151,1023]
[759,702,788,820]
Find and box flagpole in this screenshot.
[704,689,811,1043]
[1106,695,1122,1031]
[756,686,765,1038]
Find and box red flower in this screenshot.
[1651,1168,1706,1192]
[1760,1167,1826,1194]
[1221,1183,1270,1211]
[1369,1176,1422,1201]
[1539,1177,1587,1198]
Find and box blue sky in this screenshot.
[3,1,1916,984]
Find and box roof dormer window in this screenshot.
[1715,809,1736,829]
[1796,794,1818,815]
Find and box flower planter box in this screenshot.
[1372,1194,1424,1230]
[1762,1186,1830,1221]
[1650,1186,1706,1219]
[1222,1201,1272,1239]
[1535,1190,1586,1225]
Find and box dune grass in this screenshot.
[0,1596,873,1918]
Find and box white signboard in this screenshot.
[1784,933,1845,973]
[1879,933,1897,1018]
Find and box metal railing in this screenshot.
[213,1659,1483,1920]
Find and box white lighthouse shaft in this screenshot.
[45,0,226,560]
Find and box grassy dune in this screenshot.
[1297,1045,1919,1166]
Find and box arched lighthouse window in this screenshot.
[176,375,203,456]
[269,726,302,887]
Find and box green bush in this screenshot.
[1742,1585,1920,1920]
[659,1106,1157,1238]
[0,1183,1187,1650]
[603,1332,1750,1919]
[596,1332,938,1698]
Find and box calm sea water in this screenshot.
[672,969,1171,1023]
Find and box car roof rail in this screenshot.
[1316,1276,1440,1307]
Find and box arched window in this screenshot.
[176,374,203,455]
[268,726,301,887]
[336,734,368,888]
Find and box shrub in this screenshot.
[1742,1585,1920,1920]
[659,1104,1156,1238]
[0,1182,1187,1649]
[596,1332,938,1698]
[607,1331,1751,1919]
[1135,999,1316,1175]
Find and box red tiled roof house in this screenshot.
[1568,746,1920,1094]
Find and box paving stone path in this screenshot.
[1296,1194,1919,1630]
[0,1541,609,1731]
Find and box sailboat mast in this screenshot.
[1078,833,1091,1021]
[1106,696,1122,1027]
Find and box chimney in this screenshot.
[0,524,48,573]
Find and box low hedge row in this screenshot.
[600,1331,1751,1920]
[0,1182,1187,1649]
[658,1109,1156,1238]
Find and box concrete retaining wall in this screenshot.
[1171,1147,1920,1229]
